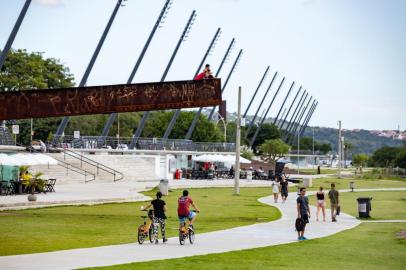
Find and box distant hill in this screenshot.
[302,127,403,155]
[206,110,404,155]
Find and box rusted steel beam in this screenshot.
[0,79,222,120]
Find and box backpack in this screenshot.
[295,217,305,231]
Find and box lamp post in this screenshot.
[297,128,300,174]
[234,86,241,195]
[338,120,342,178]
[312,126,315,170]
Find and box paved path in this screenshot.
[0,190,361,270]
[362,220,406,223]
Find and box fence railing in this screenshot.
[51,135,236,153]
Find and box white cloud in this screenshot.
[34,0,64,7]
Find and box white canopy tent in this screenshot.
[0,153,58,166]
[192,154,251,164]
[0,153,21,166]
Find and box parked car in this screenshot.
[116,144,129,150]
[31,140,46,152]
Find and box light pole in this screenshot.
[234,86,242,195]
[297,128,300,174]
[338,120,342,178]
[312,126,315,170]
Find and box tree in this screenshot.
[395,148,406,169]
[259,139,290,169]
[371,146,401,167]
[240,145,254,160]
[352,153,369,174]
[0,49,75,145]
[245,123,281,150]
[0,49,74,91]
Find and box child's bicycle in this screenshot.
[137,209,155,244]
[179,210,197,245]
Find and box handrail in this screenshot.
[54,158,96,183]
[62,149,124,182]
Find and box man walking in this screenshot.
[328,183,340,222]
[296,187,311,240]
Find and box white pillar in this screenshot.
[234,86,241,195]
[338,120,342,178]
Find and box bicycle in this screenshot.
[179,210,197,245]
[137,209,155,244]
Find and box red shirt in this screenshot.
[178,196,193,216]
[194,72,205,80]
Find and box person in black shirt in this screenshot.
[280,176,289,203]
[143,191,167,244]
[296,187,311,241]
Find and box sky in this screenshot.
[1,0,405,131]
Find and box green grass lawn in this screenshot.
[88,223,406,270]
[292,177,406,192]
[309,190,406,220]
[0,187,280,256]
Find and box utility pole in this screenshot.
[234,86,242,195]
[99,0,173,147]
[297,128,300,174]
[184,38,235,140]
[245,72,278,138]
[53,0,124,146]
[207,49,243,121]
[130,10,197,148]
[338,120,342,178]
[243,66,270,118]
[249,77,286,147]
[162,27,222,141]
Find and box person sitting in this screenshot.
[228,165,235,178]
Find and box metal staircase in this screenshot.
[0,126,14,145]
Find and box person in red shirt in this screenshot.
[194,64,212,80]
[178,190,200,229]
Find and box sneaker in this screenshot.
[163,238,168,243]
[302,236,308,240]
[332,218,337,222]
[298,236,302,241]
[155,239,159,244]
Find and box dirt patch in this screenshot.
[395,230,406,239]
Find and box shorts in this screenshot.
[178,211,196,223]
[317,200,325,207]
[301,213,309,224]
[281,190,288,197]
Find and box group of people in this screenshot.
[271,175,289,203]
[142,189,200,244]
[296,184,340,241]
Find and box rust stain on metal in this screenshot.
[0,79,222,120]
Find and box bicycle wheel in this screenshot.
[189,228,195,244]
[149,226,155,243]
[179,231,185,245]
[137,225,145,244]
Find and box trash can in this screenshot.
[247,171,253,181]
[159,179,169,196]
[357,197,372,218]
[303,177,313,188]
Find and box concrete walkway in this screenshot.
[0,190,360,270]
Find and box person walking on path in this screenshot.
[328,183,340,222]
[296,187,311,240]
[280,175,289,203]
[272,177,280,203]
[143,191,167,244]
[316,186,326,222]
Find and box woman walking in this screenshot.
[316,186,326,222]
[272,177,280,203]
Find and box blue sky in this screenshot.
[1,0,405,130]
